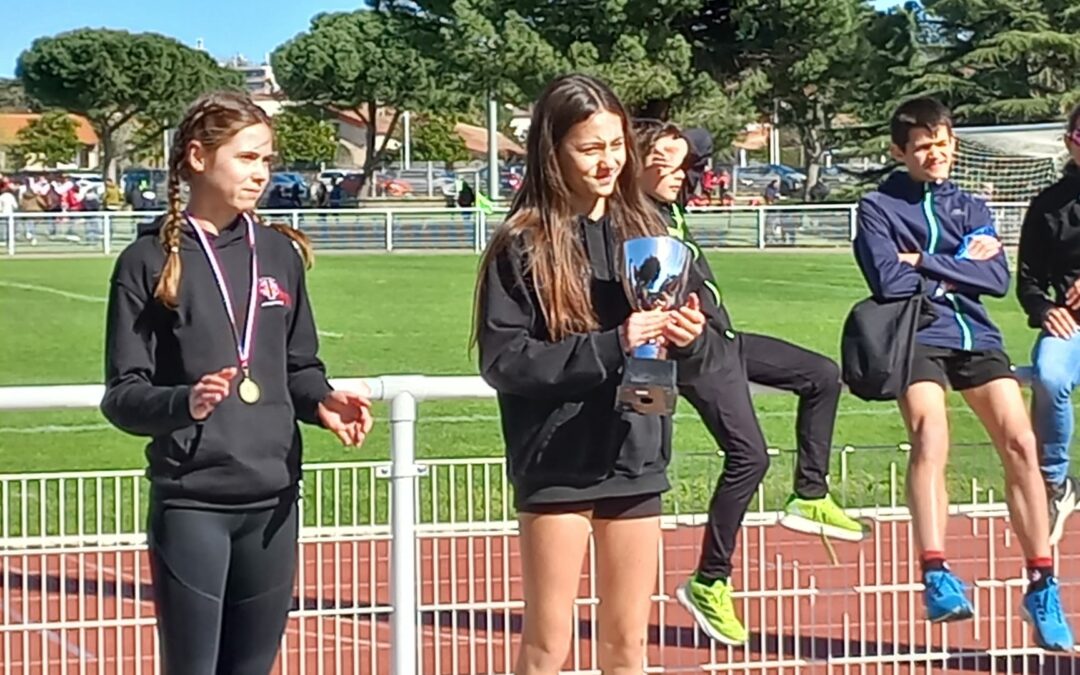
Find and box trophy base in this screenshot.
[615,358,678,415]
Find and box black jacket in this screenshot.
[101,216,332,506]
[1017,164,1080,328]
[476,216,724,506]
[656,200,735,337]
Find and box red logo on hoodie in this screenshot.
[258,276,291,308]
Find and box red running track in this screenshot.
[2,513,1079,674]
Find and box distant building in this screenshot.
[247,93,526,169]
[0,113,100,171]
[222,54,279,96]
[251,92,288,118]
[333,108,400,168]
[454,123,526,159]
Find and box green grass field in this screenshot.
[0,250,1071,514]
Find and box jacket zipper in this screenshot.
[923,184,973,350]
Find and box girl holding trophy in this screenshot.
[101,90,373,674]
[473,73,723,674]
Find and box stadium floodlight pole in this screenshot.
[488,97,500,201]
[403,111,412,171]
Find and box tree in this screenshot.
[17,29,242,180]
[12,111,81,168]
[411,115,471,166]
[828,3,932,158]
[0,78,40,112]
[274,108,338,167]
[912,0,1080,123]
[272,9,453,193]
[851,4,930,128]
[405,0,756,148]
[703,0,872,197]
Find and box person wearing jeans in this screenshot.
[1030,335,1080,544]
[1017,104,1080,547]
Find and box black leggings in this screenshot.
[681,333,841,580]
[148,498,298,675]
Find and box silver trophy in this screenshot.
[616,236,693,415]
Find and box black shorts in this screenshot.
[517,493,662,520]
[909,344,1016,391]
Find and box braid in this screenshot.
[251,210,314,269]
[151,90,285,304]
[152,127,190,308]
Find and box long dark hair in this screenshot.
[473,74,663,342]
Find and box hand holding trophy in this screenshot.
[616,236,692,415]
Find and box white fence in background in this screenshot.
[1,375,1077,674]
[1,203,1031,256]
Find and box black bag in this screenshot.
[841,287,935,401]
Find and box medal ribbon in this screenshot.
[188,212,259,372]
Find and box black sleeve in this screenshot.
[666,256,729,383]
[477,246,625,399]
[100,258,195,437]
[668,221,734,380]
[286,254,333,426]
[1017,197,1056,328]
[678,220,729,326]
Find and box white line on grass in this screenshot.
[731,276,858,293]
[0,281,106,304]
[0,283,352,342]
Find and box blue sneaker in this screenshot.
[923,569,974,622]
[1023,578,1074,651]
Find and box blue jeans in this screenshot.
[1031,332,1080,486]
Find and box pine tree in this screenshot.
[916,0,1080,123]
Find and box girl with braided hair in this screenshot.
[101,90,373,674]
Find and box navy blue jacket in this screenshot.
[853,172,1010,352]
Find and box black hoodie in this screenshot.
[1017,164,1080,328]
[101,216,332,507]
[679,128,714,204]
[476,216,725,507]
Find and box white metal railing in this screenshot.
[0,202,1032,256]
[0,373,1068,675]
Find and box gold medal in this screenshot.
[190,213,263,407]
[238,375,261,404]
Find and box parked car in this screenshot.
[817,165,859,185]
[317,169,354,187]
[379,169,457,197]
[121,168,168,210]
[735,163,806,196]
[260,172,309,208]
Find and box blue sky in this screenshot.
[0,1,366,77]
[2,0,907,78]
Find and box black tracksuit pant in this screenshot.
[682,332,842,580]
[148,496,299,675]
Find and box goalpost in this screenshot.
[952,122,1065,202]
[952,122,1066,242]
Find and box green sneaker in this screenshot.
[779,493,866,542]
[675,576,748,645]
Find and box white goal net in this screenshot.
[952,122,1065,203]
